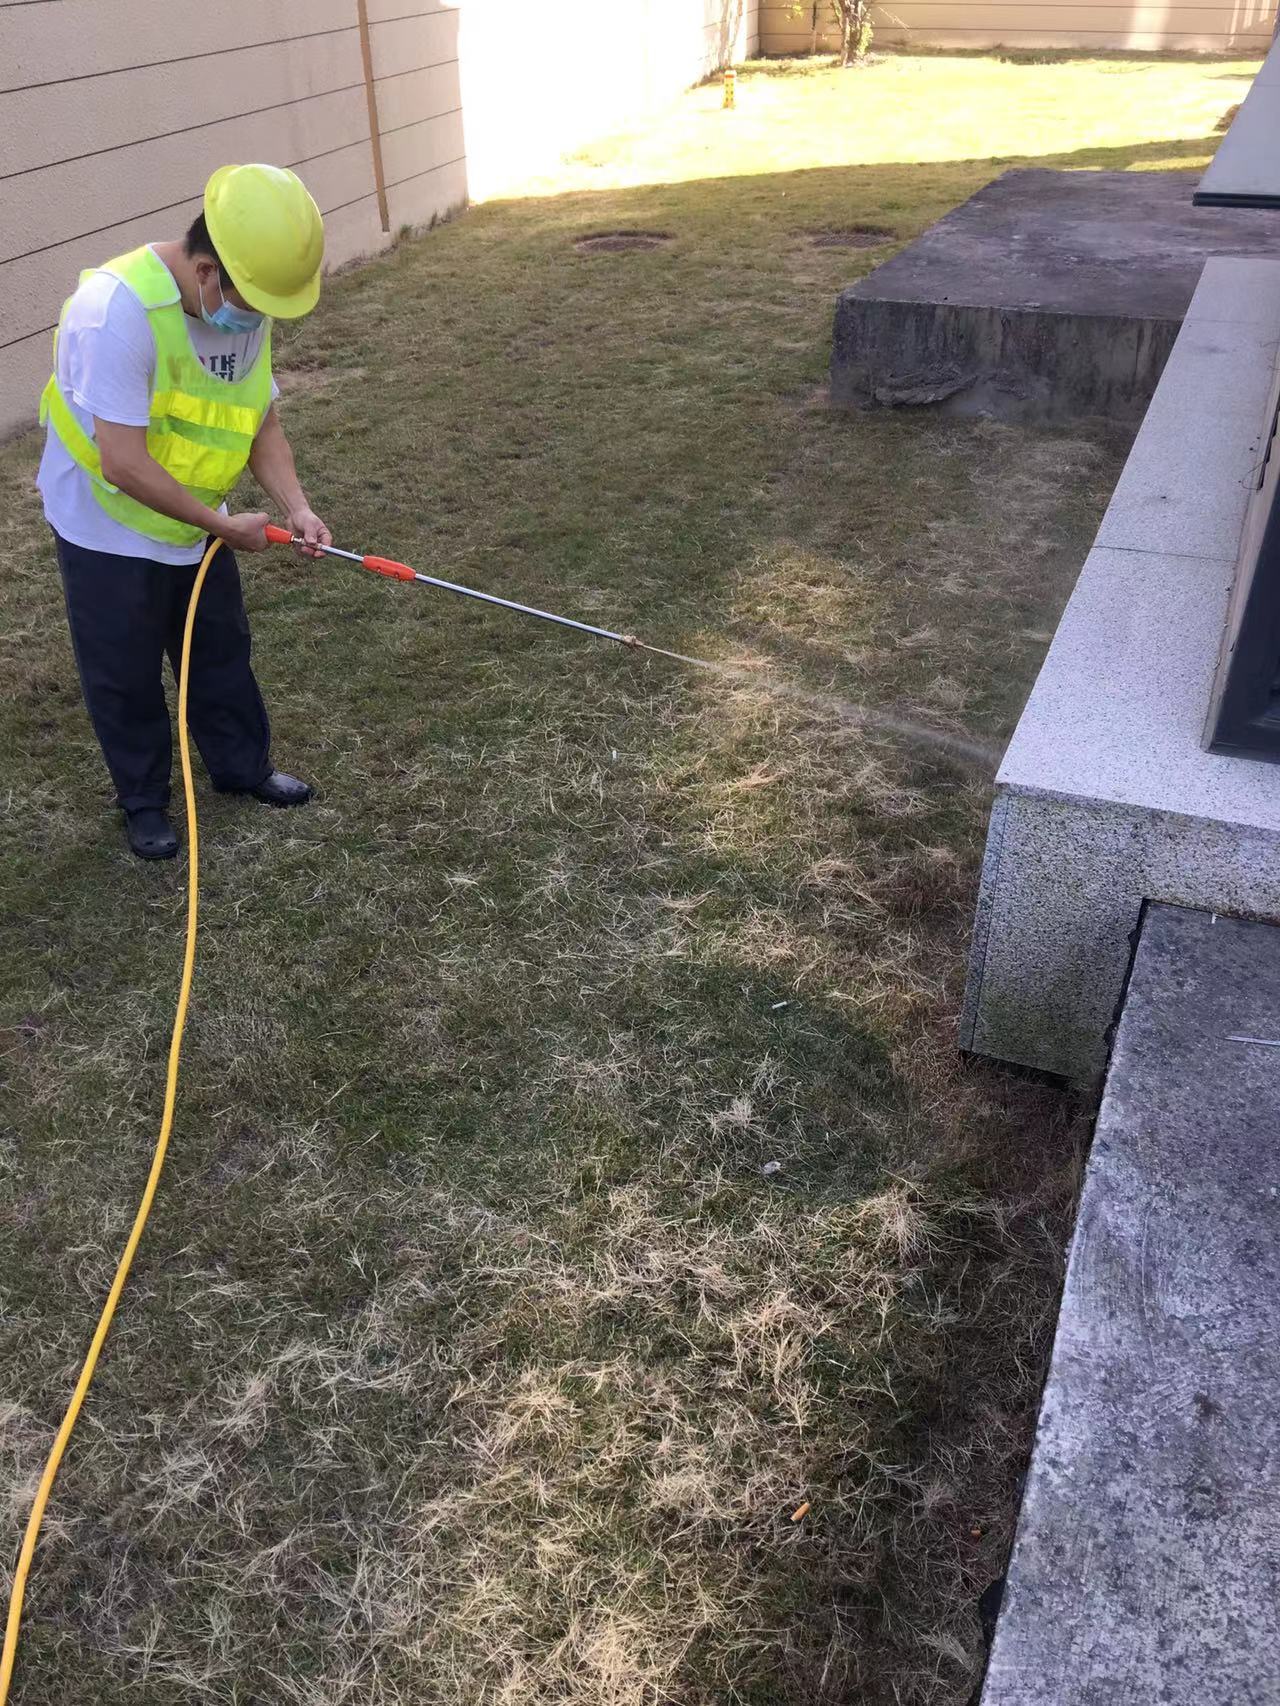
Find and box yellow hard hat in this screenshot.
[203,163,324,320]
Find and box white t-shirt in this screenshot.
[38,246,279,565]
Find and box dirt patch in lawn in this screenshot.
[574,230,673,253]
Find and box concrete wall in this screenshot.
[460,0,760,198]
[960,257,1280,1084]
[761,0,1275,53]
[0,0,757,438]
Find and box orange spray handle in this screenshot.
[263,524,416,583]
[361,555,416,582]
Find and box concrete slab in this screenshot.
[997,547,1278,825]
[1090,322,1278,561]
[1196,94,1280,209]
[1196,37,1280,208]
[981,904,1280,1706]
[1183,257,1280,330]
[961,257,1280,1082]
[1255,36,1280,86]
[830,170,1279,423]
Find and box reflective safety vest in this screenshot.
[39,244,274,547]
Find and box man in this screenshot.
[38,162,332,860]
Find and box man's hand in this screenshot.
[216,510,272,554]
[287,505,332,560]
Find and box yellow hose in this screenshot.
[1,535,222,1703]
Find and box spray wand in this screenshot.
[261,522,1003,771]
[264,525,647,652]
[262,527,998,767]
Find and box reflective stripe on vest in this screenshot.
[39,245,274,548]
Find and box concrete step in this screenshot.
[828,169,1279,425]
[981,903,1280,1705]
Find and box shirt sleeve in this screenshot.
[61,277,155,429]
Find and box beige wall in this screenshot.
[460,0,760,198]
[0,0,757,438]
[0,1,470,438]
[761,0,1275,52]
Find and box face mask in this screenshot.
[199,272,264,336]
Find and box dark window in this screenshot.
[1204,376,1280,761]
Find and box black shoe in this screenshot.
[249,770,312,807]
[125,807,178,861]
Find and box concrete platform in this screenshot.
[962,256,1280,1084]
[981,904,1280,1706]
[1196,38,1280,209]
[830,170,1278,423]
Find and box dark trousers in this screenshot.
[54,531,272,812]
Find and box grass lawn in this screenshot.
[0,48,1253,1706]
